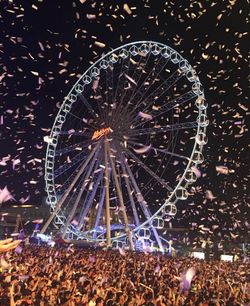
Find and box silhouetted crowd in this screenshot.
[0,245,249,305]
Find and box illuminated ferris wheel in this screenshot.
[42,41,208,251]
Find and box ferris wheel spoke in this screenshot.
[126,140,190,161]
[151,147,190,161]
[106,64,114,102]
[56,154,99,197]
[111,51,147,125]
[132,90,197,129]
[67,111,98,130]
[92,87,108,122]
[108,142,134,250]
[121,151,164,252]
[56,165,83,196]
[125,149,173,192]
[56,154,96,196]
[79,93,100,123]
[122,51,151,100]
[93,170,110,239]
[55,139,93,156]
[128,69,183,122]
[110,63,133,125]
[113,55,131,103]
[103,64,115,125]
[61,177,83,214]
[112,52,152,124]
[151,90,197,116]
[129,121,198,137]
[53,130,92,137]
[59,164,88,223]
[132,90,196,128]
[126,55,169,114]
[111,52,151,124]
[67,111,95,129]
[54,150,89,179]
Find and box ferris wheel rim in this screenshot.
[44,40,208,243]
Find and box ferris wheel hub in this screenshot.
[92,127,112,140]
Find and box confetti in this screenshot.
[191,166,201,178]
[216,165,229,175]
[133,144,151,154]
[123,4,132,15]
[118,247,126,256]
[94,41,106,48]
[0,186,15,204]
[138,112,153,120]
[180,267,196,291]
[32,219,44,224]
[0,0,248,248]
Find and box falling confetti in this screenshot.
[138,112,153,120]
[0,186,15,204]
[0,0,248,247]
[133,144,152,154]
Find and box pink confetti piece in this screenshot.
[216,165,229,174]
[92,78,100,93]
[138,111,153,120]
[32,219,44,224]
[191,166,201,178]
[118,247,126,256]
[181,267,196,291]
[206,190,216,200]
[133,144,151,154]
[15,246,23,254]
[0,186,15,204]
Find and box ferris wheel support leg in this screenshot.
[78,170,104,229]
[41,143,101,235]
[104,138,111,248]
[108,143,135,251]
[121,152,164,253]
[75,152,102,227]
[62,147,102,238]
[118,152,140,227]
[93,181,107,239]
[126,150,173,192]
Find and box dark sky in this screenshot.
[0,0,249,243]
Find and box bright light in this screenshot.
[92,127,112,140]
[221,254,233,262]
[11,204,34,208]
[37,233,52,242]
[192,251,205,259]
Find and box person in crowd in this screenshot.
[0,244,249,305]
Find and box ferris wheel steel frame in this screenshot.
[43,41,208,251]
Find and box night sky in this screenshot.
[0,0,249,244]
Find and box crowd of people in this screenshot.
[0,241,249,306]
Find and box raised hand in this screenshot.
[0,238,21,252]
